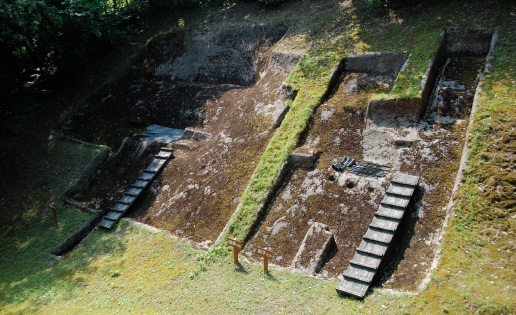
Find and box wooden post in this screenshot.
[257,247,273,274]
[48,202,57,221]
[227,238,243,264]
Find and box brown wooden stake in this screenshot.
[233,247,239,264]
[257,247,273,274]
[49,202,57,221]
[227,238,243,264]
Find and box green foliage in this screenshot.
[364,0,383,10]
[0,0,145,91]
[257,0,286,4]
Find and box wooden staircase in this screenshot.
[336,172,420,298]
[98,147,173,229]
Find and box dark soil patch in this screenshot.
[129,68,290,244]
[60,74,233,149]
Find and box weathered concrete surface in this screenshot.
[445,29,493,56]
[288,147,321,170]
[151,23,288,86]
[280,82,298,101]
[345,52,409,75]
[366,98,424,125]
[49,213,102,256]
[182,128,213,141]
[290,222,335,274]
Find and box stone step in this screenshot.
[364,227,395,244]
[160,147,174,152]
[336,277,370,298]
[125,187,142,197]
[381,194,411,208]
[99,218,116,229]
[138,171,156,181]
[369,216,400,232]
[145,158,167,173]
[337,172,420,299]
[343,264,376,283]
[105,211,123,221]
[392,173,420,186]
[131,180,149,189]
[376,204,405,220]
[156,150,173,159]
[119,194,136,205]
[386,182,416,197]
[357,239,389,257]
[111,203,129,213]
[351,250,383,270]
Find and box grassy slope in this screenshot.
[1,1,515,314]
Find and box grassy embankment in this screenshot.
[1,1,515,313]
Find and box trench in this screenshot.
[243,30,496,288]
[244,52,408,277]
[51,23,301,256]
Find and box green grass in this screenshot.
[0,137,100,311]
[1,0,516,314]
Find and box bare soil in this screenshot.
[61,26,296,244]
[245,72,393,278]
[244,67,476,292]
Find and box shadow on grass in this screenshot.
[264,271,278,282]
[234,262,249,274]
[0,217,127,312]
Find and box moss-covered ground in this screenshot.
[1,0,515,313]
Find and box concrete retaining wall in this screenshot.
[366,29,494,124]
[65,147,111,198]
[48,213,102,257]
[345,52,409,75]
[445,29,494,56]
[182,128,213,141]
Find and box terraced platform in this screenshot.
[336,173,420,298]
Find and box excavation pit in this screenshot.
[245,31,495,292]
[61,22,304,244]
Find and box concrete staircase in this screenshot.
[336,172,420,298]
[98,147,173,229]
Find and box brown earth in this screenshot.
[245,72,394,278]
[62,30,297,245]
[131,62,292,244]
[244,69,473,292]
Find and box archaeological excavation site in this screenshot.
[53,24,498,300]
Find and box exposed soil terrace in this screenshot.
[245,63,480,292]
[129,68,291,245]
[245,72,394,278]
[59,20,490,293]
